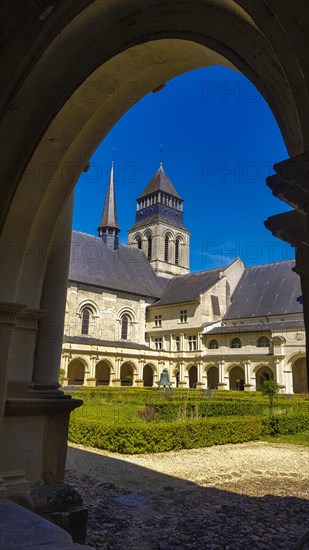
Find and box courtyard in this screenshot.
[66,440,309,549]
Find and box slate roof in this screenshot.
[137,163,182,200]
[69,231,163,298]
[149,266,224,307]
[208,319,304,335]
[129,208,187,232]
[224,260,303,319]
[99,162,119,230]
[64,335,151,351]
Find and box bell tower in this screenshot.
[128,162,190,278]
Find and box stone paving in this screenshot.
[65,442,309,549]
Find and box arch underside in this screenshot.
[0,0,307,305]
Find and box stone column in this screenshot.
[86,355,97,387]
[178,362,186,388]
[32,195,74,391]
[135,360,145,387]
[217,360,227,390]
[244,360,253,391]
[61,354,69,386]
[196,362,204,389]
[113,357,121,386]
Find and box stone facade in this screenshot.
[62,169,307,395]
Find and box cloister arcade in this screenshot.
[63,355,305,394]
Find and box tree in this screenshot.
[261,379,280,415]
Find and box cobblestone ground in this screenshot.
[65,442,309,550]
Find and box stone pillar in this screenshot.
[85,355,97,387]
[244,360,253,391]
[32,196,74,391]
[113,358,121,386]
[196,362,204,389]
[217,360,228,390]
[178,362,186,388]
[135,360,145,387]
[61,354,69,386]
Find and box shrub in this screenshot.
[68,412,309,454]
[69,416,262,454]
[261,412,309,436]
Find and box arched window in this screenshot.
[136,235,142,249]
[147,235,152,260]
[81,307,91,335]
[121,314,129,340]
[257,336,270,348]
[164,235,169,262]
[231,337,242,348]
[209,339,219,349]
[175,237,180,265]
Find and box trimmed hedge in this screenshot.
[152,400,309,420]
[68,412,309,454]
[262,413,309,435]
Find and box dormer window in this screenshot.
[257,336,270,348]
[180,309,187,323]
[155,315,162,327]
[209,339,219,349]
[231,337,242,348]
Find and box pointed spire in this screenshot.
[98,161,120,249]
[137,163,182,200]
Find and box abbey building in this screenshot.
[62,163,307,393]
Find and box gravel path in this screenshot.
[66,441,309,549]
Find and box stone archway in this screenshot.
[68,359,85,386]
[189,365,197,389]
[292,357,308,394]
[255,366,274,391]
[0,1,308,538]
[143,364,154,387]
[95,361,111,386]
[207,366,219,389]
[120,363,134,386]
[229,366,245,391]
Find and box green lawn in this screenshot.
[260,431,309,446]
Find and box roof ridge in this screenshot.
[246,259,295,270]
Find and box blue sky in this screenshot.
[72,66,293,271]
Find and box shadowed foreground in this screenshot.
[66,442,309,549]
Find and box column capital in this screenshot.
[17,308,46,330]
[0,302,26,325]
[266,151,309,213]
